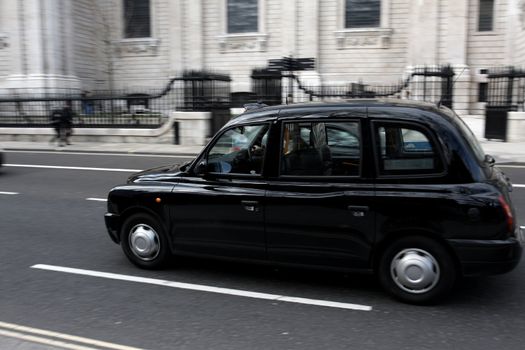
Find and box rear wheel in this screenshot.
[120,213,171,269]
[378,236,457,304]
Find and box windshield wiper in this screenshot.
[179,160,193,172]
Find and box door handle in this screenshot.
[348,205,369,217]
[241,200,259,213]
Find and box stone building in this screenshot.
[0,0,524,116]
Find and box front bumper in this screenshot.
[448,236,522,276]
[104,212,121,244]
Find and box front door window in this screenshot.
[207,124,269,175]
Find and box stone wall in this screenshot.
[2,0,525,115]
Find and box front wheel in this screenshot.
[120,213,171,269]
[378,236,457,304]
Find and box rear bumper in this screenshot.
[104,212,121,244]
[448,236,522,276]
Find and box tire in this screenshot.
[378,236,457,304]
[120,213,171,269]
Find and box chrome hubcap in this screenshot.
[129,224,160,261]
[390,248,440,294]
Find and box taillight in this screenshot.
[498,195,515,233]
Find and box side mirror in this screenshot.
[484,154,496,167]
[194,160,208,176]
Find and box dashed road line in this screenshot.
[4,164,141,173]
[513,184,525,188]
[86,198,108,202]
[0,191,19,195]
[31,264,373,312]
[0,321,143,350]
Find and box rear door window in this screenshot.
[374,122,444,176]
[280,121,361,177]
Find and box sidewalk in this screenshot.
[478,140,525,164]
[1,140,525,164]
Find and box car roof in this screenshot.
[228,99,451,126]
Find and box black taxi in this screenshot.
[105,100,523,304]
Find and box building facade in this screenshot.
[0,0,524,115]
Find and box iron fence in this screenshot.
[0,66,487,133]
[486,67,525,109]
[247,65,455,108]
[0,71,232,128]
[484,67,525,140]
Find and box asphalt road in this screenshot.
[1,150,524,350]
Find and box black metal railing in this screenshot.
[0,71,232,128]
[1,66,459,130]
[248,65,455,108]
[484,67,525,140]
[486,67,525,109]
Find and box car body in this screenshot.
[105,99,522,303]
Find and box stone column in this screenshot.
[0,1,21,80]
[297,0,320,85]
[505,0,520,66]
[184,0,204,70]
[282,0,297,56]
[3,0,79,92]
[40,0,78,89]
[446,0,470,115]
[25,0,45,78]
[407,0,439,65]
[168,0,184,75]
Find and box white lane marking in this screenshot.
[513,184,525,188]
[31,264,372,312]
[498,165,525,169]
[0,321,143,350]
[0,191,19,195]
[86,198,108,202]
[0,329,97,350]
[4,150,196,159]
[4,164,141,173]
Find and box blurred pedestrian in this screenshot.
[81,91,94,115]
[60,100,75,146]
[49,110,62,145]
[49,100,75,147]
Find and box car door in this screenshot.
[265,113,376,269]
[169,122,271,260]
[369,114,455,244]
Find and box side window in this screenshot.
[478,0,494,32]
[375,123,443,176]
[281,121,361,176]
[207,124,269,175]
[345,0,381,28]
[124,0,151,38]
[227,0,258,33]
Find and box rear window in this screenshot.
[450,112,486,163]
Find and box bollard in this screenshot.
[173,121,180,145]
